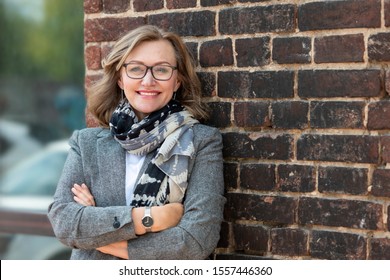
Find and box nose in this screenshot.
[141,68,156,86]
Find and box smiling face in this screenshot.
[117,39,181,120]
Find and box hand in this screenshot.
[71,183,96,206]
[72,186,128,259]
[156,203,184,231]
[132,203,184,235]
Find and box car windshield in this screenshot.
[0,149,67,196]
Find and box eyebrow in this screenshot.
[126,60,174,66]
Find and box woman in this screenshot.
[47,25,226,260]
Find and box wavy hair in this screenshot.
[87,25,208,127]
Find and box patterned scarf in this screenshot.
[109,99,198,207]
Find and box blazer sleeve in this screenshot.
[47,130,138,249]
[125,125,226,259]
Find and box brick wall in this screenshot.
[84,0,390,259]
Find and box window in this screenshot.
[0,0,84,260]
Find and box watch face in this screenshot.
[142,216,153,227]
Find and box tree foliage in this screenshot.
[0,0,84,84]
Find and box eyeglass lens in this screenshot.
[125,64,175,81]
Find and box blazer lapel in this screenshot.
[96,130,127,206]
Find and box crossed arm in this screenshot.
[71,183,183,259]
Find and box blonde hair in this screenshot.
[88,25,208,127]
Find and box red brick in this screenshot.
[199,39,233,67]
[215,253,264,260]
[298,70,381,98]
[236,37,270,67]
[225,193,297,224]
[103,0,130,13]
[85,45,102,70]
[368,101,390,130]
[271,101,308,129]
[85,74,102,90]
[223,162,238,190]
[368,33,390,62]
[206,102,231,128]
[219,5,295,35]
[84,17,145,42]
[318,166,368,195]
[315,34,364,63]
[271,228,308,256]
[223,132,293,160]
[371,169,390,197]
[389,205,390,231]
[133,0,163,11]
[238,0,269,2]
[167,0,197,9]
[234,101,270,128]
[101,44,113,61]
[299,197,383,230]
[380,136,390,163]
[277,164,316,193]
[310,231,366,260]
[201,0,234,6]
[197,72,216,97]
[297,134,379,164]
[185,42,198,66]
[148,11,216,37]
[273,37,311,64]
[310,101,365,129]
[298,0,381,31]
[217,222,230,248]
[370,238,390,259]
[218,71,294,99]
[386,70,390,96]
[84,0,102,13]
[240,164,276,191]
[233,224,269,253]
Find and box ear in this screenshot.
[174,80,181,92]
[117,76,124,89]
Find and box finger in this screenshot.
[73,184,85,193]
[72,185,95,206]
[74,193,95,207]
[72,186,87,200]
[81,184,95,205]
[73,195,88,206]
[74,184,95,204]
[71,186,81,196]
[72,184,83,194]
[77,184,93,199]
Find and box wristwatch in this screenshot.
[141,206,154,232]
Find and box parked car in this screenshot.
[0,119,42,176]
[0,139,72,260]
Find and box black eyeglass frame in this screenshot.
[122,62,178,81]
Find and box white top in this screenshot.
[125,152,146,205]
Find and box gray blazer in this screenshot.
[47,124,226,259]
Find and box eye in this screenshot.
[127,64,145,73]
[154,66,170,74]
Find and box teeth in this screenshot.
[138,91,159,96]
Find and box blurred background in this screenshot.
[0,0,85,259]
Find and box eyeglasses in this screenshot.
[122,63,177,81]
